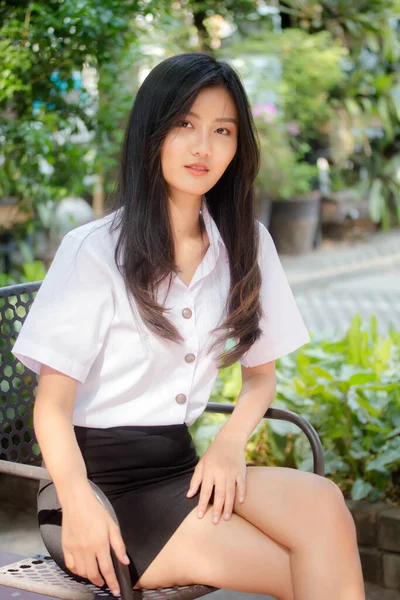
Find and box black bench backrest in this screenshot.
[0,282,42,464]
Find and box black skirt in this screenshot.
[37,423,210,590]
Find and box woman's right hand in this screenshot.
[60,486,130,597]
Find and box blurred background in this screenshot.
[1,0,400,278]
[1,4,400,598]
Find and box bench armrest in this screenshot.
[0,459,133,599]
[205,402,325,476]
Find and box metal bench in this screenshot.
[0,281,325,599]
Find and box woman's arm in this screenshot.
[34,365,129,597]
[34,366,92,506]
[216,360,277,448]
[187,360,276,522]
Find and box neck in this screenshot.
[167,195,204,244]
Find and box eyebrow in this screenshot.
[187,110,238,125]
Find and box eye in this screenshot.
[216,127,230,136]
[179,120,193,129]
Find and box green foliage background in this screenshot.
[190,315,400,507]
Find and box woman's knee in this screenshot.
[241,466,353,545]
[307,475,357,540]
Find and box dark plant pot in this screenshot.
[268,191,321,255]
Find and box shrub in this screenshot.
[190,315,400,506]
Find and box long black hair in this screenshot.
[108,52,262,369]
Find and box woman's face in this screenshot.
[160,85,238,200]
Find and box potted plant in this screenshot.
[224,27,347,253]
[253,103,320,254]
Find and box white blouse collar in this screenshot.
[201,198,229,263]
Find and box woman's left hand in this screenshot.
[186,432,247,524]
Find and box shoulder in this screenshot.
[60,209,122,264]
[255,219,276,261]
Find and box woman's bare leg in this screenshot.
[135,506,295,600]
[133,465,365,600]
[233,467,365,600]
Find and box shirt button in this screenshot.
[175,394,187,404]
[185,353,195,363]
[182,308,192,319]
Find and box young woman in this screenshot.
[13,52,365,600]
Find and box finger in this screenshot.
[236,475,246,503]
[85,555,105,588]
[63,549,75,572]
[70,552,87,579]
[222,477,236,520]
[197,477,213,518]
[211,478,226,524]
[187,462,203,497]
[97,551,120,597]
[109,521,130,565]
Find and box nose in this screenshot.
[191,129,211,157]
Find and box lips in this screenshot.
[184,165,210,177]
[185,163,209,172]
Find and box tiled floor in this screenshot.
[282,227,400,336]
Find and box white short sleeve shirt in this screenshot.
[12,200,310,428]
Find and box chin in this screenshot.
[172,183,212,196]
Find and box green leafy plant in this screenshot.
[277,29,347,139]
[191,315,400,506]
[252,106,318,199]
[225,28,345,200]
[224,28,346,140]
[349,150,400,231]
[275,1,400,229]
[0,240,46,286]
[274,314,399,504]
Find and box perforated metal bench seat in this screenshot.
[0,553,217,600]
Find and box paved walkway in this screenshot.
[281,228,400,336]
